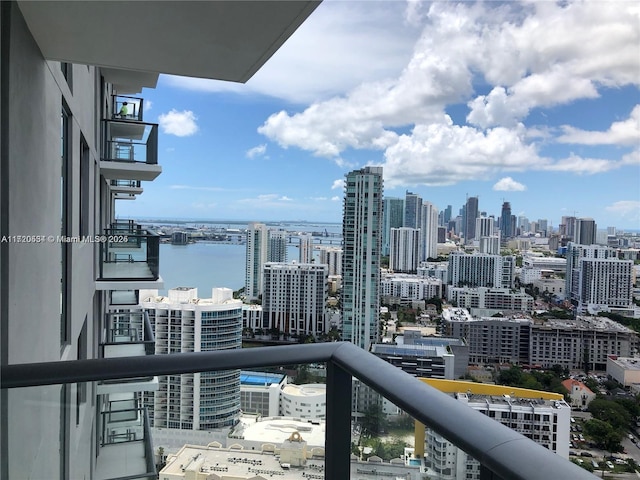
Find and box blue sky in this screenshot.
[118,0,640,231]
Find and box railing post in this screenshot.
[325,359,351,479]
[480,464,506,480]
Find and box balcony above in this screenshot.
[112,95,144,122]
[100,120,161,182]
[96,229,163,291]
[17,1,321,90]
[110,179,143,196]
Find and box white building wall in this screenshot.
[390,227,420,273]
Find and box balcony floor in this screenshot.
[95,441,150,480]
[101,262,154,280]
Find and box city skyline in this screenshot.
[116,1,639,229]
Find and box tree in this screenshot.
[583,418,622,452]
[361,403,387,437]
[588,399,631,431]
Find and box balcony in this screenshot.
[112,95,144,122]
[98,310,158,395]
[2,343,595,480]
[100,120,161,181]
[96,229,162,290]
[95,404,156,480]
[110,179,143,199]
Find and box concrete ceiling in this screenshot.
[18,1,320,86]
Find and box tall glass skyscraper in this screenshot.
[404,191,422,229]
[342,167,383,350]
[382,197,404,256]
[500,201,513,239]
[465,196,479,242]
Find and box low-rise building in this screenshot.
[415,380,570,480]
[607,356,640,386]
[561,379,596,409]
[447,287,534,314]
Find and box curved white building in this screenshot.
[142,287,243,431]
[280,384,326,420]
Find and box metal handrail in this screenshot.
[1,342,595,480]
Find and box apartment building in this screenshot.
[342,167,383,350]
[141,287,243,437]
[448,252,515,289]
[380,273,444,303]
[447,287,534,313]
[421,386,570,479]
[317,245,342,276]
[529,316,636,370]
[0,2,320,478]
[565,243,634,314]
[389,227,420,273]
[262,262,328,336]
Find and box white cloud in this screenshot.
[158,109,198,137]
[540,154,617,175]
[331,196,341,202]
[382,120,541,187]
[605,201,640,225]
[493,177,527,191]
[239,194,293,205]
[144,100,153,111]
[331,179,344,190]
[256,1,638,187]
[246,144,267,159]
[557,105,640,146]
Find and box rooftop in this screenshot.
[231,417,326,448]
[608,356,640,370]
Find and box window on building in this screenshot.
[60,105,72,347]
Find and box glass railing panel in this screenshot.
[4,383,156,480]
[98,231,159,281]
[102,120,158,165]
[110,179,142,188]
[112,95,144,122]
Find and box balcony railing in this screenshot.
[100,119,160,181]
[1,342,595,480]
[101,310,155,357]
[112,95,144,122]
[98,229,159,282]
[96,405,156,480]
[102,120,157,165]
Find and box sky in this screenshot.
[118,0,640,231]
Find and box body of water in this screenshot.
[158,242,308,296]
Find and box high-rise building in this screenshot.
[575,218,597,245]
[404,191,422,229]
[342,167,383,350]
[382,197,405,256]
[465,196,479,242]
[565,243,633,313]
[518,215,530,235]
[318,246,343,276]
[298,233,314,263]
[500,201,513,239]
[475,216,494,238]
[263,263,328,337]
[420,201,439,261]
[390,227,420,273]
[479,235,501,255]
[448,253,515,289]
[443,205,453,226]
[245,222,269,299]
[268,228,288,262]
[537,219,548,236]
[142,288,242,434]
[561,216,577,240]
